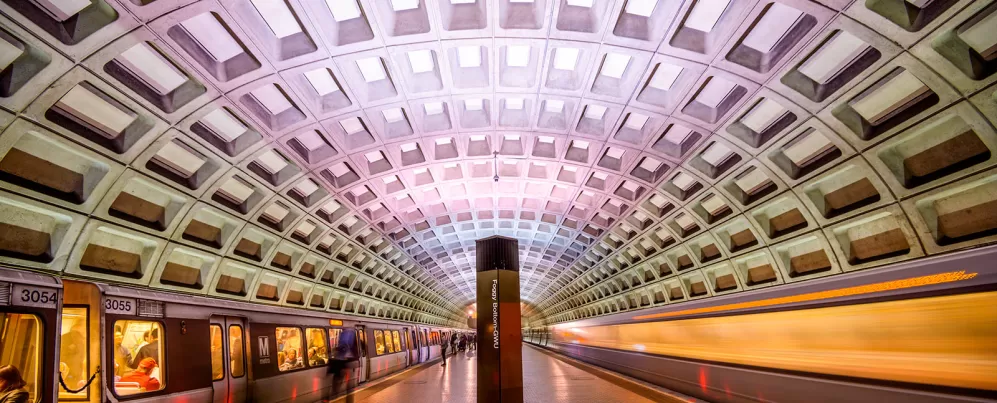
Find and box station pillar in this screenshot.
[476,236,523,403]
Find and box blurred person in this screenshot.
[60,321,87,387]
[129,329,159,369]
[458,334,467,352]
[119,358,161,391]
[324,330,357,403]
[281,348,303,371]
[114,332,131,377]
[0,365,28,403]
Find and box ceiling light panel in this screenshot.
[684,0,732,33]
[600,53,631,79]
[391,0,420,11]
[625,0,658,17]
[356,57,387,82]
[408,50,435,73]
[458,46,482,68]
[303,68,340,96]
[250,0,304,39]
[507,45,530,67]
[553,48,580,71]
[327,0,363,21]
[648,63,684,91]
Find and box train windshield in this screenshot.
[113,320,166,395]
[0,313,40,403]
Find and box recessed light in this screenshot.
[250,0,303,39]
[382,107,406,123]
[424,102,445,115]
[506,45,530,67]
[340,117,366,134]
[684,0,731,33]
[391,0,420,11]
[798,30,869,85]
[624,113,649,130]
[465,99,484,111]
[648,63,683,91]
[741,3,804,53]
[326,0,362,22]
[364,151,385,162]
[303,68,340,96]
[600,53,631,79]
[180,13,244,63]
[457,46,482,68]
[566,0,593,7]
[624,0,658,17]
[355,57,387,82]
[201,108,247,142]
[695,77,738,108]
[553,48,580,71]
[249,84,293,115]
[407,49,435,74]
[545,100,565,113]
[115,42,187,96]
[505,98,525,110]
[583,105,607,120]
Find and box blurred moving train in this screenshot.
[0,266,459,403]
[525,246,997,403]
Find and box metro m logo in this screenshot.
[258,336,271,364]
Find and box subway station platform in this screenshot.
[328,344,690,403]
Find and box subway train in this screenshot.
[0,266,459,403]
[525,246,997,403]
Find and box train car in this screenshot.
[527,247,997,403]
[0,266,453,403]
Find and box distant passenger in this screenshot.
[119,358,161,391]
[129,329,159,369]
[60,321,87,387]
[114,332,131,376]
[0,365,28,403]
[308,347,326,366]
[440,338,449,367]
[281,348,303,371]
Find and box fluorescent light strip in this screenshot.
[250,84,294,115]
[798,31,869,85]
[326,0,362,21]
[740,98,788,133]
[201,108,247,142]
[684,0,731,33]
[851,70,930,125]
[180,13,244,63]
[250,0,303,39]
[55,85,137,139]
[154,141,206,178]
[115,43,187,96]
[741,3,804,53]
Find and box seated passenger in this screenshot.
[119,358,161,391]
[0,365,28,403]
[280,348,303,371]
[308,347,326,366]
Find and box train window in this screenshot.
[113,320,165,395]
[373,330,386,355]
[229,326,245,378]
[210,325,223,381]
[0,313,41,403]
[392,331,402,352]
[329,328,341,350]
[60,307,88,400]
[305,328,328,367]
[384,330,395,353]
[276,327,304,372]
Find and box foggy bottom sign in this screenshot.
[491,279,499,349]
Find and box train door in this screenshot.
[210,316,248,403]
[355,325,368,383]
[1,268,61,403]
[59,280,100,403]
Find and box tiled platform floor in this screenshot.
[330,344,685,403]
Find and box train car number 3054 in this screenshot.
[12,285,58,309]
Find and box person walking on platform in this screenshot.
[458,334,467,352]
[440,338,449,367]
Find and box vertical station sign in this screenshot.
[476,236,523,403]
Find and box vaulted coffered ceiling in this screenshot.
[0,0,995,317]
